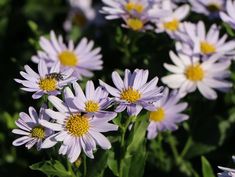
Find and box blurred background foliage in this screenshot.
[1,0,235,177]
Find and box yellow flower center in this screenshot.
[200,41,216,55]
[73,13,87,26]
[126,18,144,31]
[207,3,220,12]
[58,51,78,67]
[31,126,45,139]
[164,19,180,31]
[85,100,100,112]
[125,2,144,13]
[120,87,141,103]
[39,77,57,92]
[149,107,165,122]
[66,114,89,137]
[185,64,204,81]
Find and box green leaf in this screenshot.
[126,115,148,153]
[223,22,235,37]
[185,142,216,159]
[119,114,148,177]
[28,20,38,32]
[86,150,109,177]
[201,156,216,177]
[107,150,119,176]
[30,160,74,177]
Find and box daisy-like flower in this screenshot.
[176,21,235,60]
[12,106,53,150]
[218,156,235,177]
[162,51,232,100]
[189,0,225,17]
[147,88,188,139]
[72,80,114,118]
[32,31,103,79]
[100,0,160,31]
[153,1,190,38]
[15,60,76,99]
[64,0,95,31]
[220,0,235,30]
[39,87,118,163]
[99,69,163,116]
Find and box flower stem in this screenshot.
[83,154,87,177]
[180,137,192,158]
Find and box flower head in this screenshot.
[100,0,160,31]
[218,156,235,177]
[72,80,114,118]
[12,106,53,150]
[152,1,190,38]
[64,0,96,31]
[176,21,235,60]
[220,0,235,30]
[32,31,103,79]
[162,51,232,100]
[147,88,188,139]
[100,69,163,116]
[15,60,76,99]
[39,86,118,162]
[189,0,225,17]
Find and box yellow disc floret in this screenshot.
[125,2,144,13]
[185,64,204,81]
[126,18,144,31]
[164,19,180,31]
[149,107,165,122]
[31,126,45,139]
[200,41,216,55]
[66,114,89,137]
[58,51,78,67]
[120,87,141,103]
[85,100,100,112]
[207,3,220,12]
[39,77,57,92]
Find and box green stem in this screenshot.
[83,154,87,177]
[180,137,192,158]
[168,136,180,165]
[119,115,136,177]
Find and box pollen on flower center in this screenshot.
[164,19,180,31]
[200,41,216,55]
[185,64,204,81]
[149,107,165,122]
[126,18,143,31]
[58,51,78,67]
[207,3,220,12]
[120,87,141,103]
[39,77,57,92]
[31,126,45,139]
[66,114,89,137]
[85,100,100,112]
[125,2,144,13]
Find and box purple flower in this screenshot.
[147,88,188,139]
[12,106,53,150]
[99,69,163,116]
[218,156,235,177]
[32,31,103,79]
[15,60,76,99]
[39,86,118,162]
[72,80,114,118]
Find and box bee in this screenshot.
[46,73,64,81]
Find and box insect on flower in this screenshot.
[45,72,64,81]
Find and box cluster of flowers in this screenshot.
[89,0,235,175]
[12,31,189,162]
[12,0,235,175]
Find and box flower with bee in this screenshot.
[15,60,77,99]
